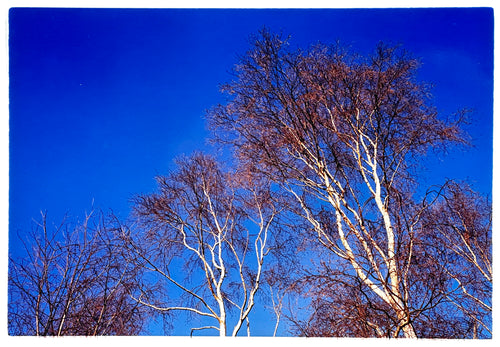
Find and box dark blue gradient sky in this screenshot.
[8,7,494,335]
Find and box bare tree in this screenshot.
[8,210,147,336]
[122,152,281,336]
[208,30,472,338]
[419,181,492,338]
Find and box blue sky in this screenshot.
[8,7,494,335]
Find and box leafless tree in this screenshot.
[208,29,474,338]
[419,181,492,338]
[11,29,489,339]
[121,152,282,336]
[8,210,147,336]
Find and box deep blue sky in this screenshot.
[8,7,494,335]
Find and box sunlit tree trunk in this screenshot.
[126,153,280,336]
[208,29,468,337]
